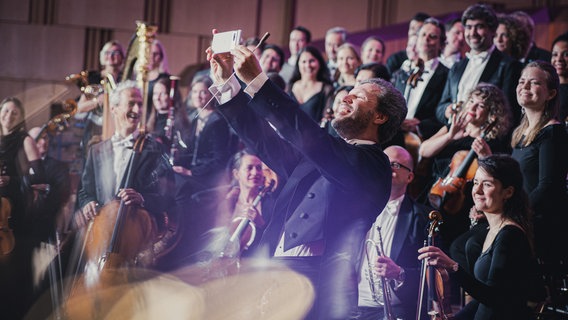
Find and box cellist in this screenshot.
[76,80,174,263]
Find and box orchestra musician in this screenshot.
[0,97,46,319]
[76,80,174,241]
[351,145,431,320]
[207,36,405,319]
[418,154,545,320]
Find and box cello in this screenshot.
[416,211,453,320]
[428,121,496,215]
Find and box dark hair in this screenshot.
[477,154,534,251]
[289,46,332,85]
[0,97,26,134]
[461,4,498,33]
[227,148,258,185]
[552,33,568,49]
[334,85,354,97]
[263,44,285,69]
[361,36,386,57]
[498,14,531,60]
[355,62,390,82]
[147,77,190,135]
[292,26,311,43]
[360,78,407,143]
[413,12,431,22]
[421,17,447,53]
[244,36,265,52]
[444,17,462,32]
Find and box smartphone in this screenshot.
[211,29,242,53]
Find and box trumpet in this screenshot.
[365,226,395,320]
[65,71,104,100]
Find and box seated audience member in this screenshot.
[439,18,465,69]
[333,42,362,89]
[351,145,431,320]
[551,33,568,123]
[361,36,387,65]
[324,27,348,78]
[355,62,390,84]
[493,14,531,62]
[288,46,334,123]
[510,10,552,63]
[386,12,431,75]
[279,26,311,88]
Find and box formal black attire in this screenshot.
[0,131,46,319]
[525,43,552,64]
[174,110,239,199]
[435,49,523,127]
[393,61,448,140]
[559,83,568,123]
[386,50,408,76]
[351,195,431,320]
[216,80,392,320]
[77,134,173,220]
[287,83,334,123]
[452,226,540,320]
[511,124,568,262]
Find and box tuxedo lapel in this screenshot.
[390,196,412,261]
[479,50,502,83]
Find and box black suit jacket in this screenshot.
[217,80,392,319]
[77,135,173,218]
[393,61,448,140]
[355,195,431,319]
[386,50,408,75]
[436,49,523,126]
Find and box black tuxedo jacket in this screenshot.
[393,62,448,140]
[77,136,173,218]
[217,79,392,319]
[436,49,523,126]
[355,195,431,318]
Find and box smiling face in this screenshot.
[298,51,320,80]
[191,82,213,109]
[472,166,512,214]
[233,154,265,191]
[152,82,169,114]
[416,23,442,60]
[464,19,494,54]
[516,66,556,111]
[260,48,282,73]
[463,92,490,126]
[112,87,142,136]
[0,101,23,134]
[331,83,380,139]
[325,32,344,63]
[361,39,384,64]
[552,40,568,81]
[446,21,465,54]
[289,30,308,57]
[337,46,361,76]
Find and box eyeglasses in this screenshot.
[390,161,412,172]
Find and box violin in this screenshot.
[224,179,275,258]
[417,211,453,320]
[0,162,14,255]
[428,121,496,215]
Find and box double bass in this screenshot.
[428,121,496,215]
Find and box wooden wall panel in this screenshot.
[56,0,145,30]
[0,1,28,22]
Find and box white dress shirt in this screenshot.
[457,46,495,103]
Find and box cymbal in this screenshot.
[26,267,204,320]
[172,258,315,320]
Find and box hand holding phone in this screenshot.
[212,29,242,53]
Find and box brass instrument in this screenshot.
[365,226,395,320]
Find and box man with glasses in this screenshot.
[435,4,522,128]
[351,145,432,320]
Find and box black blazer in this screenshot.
[217,79,392,319]
[77,136,173,218]
[393,62,448,140]
[355,195,431,319]
[436,49,523,126]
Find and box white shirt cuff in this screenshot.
[244,72,269,98]
[208,74,241,105]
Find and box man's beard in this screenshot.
[331,109,373,140]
